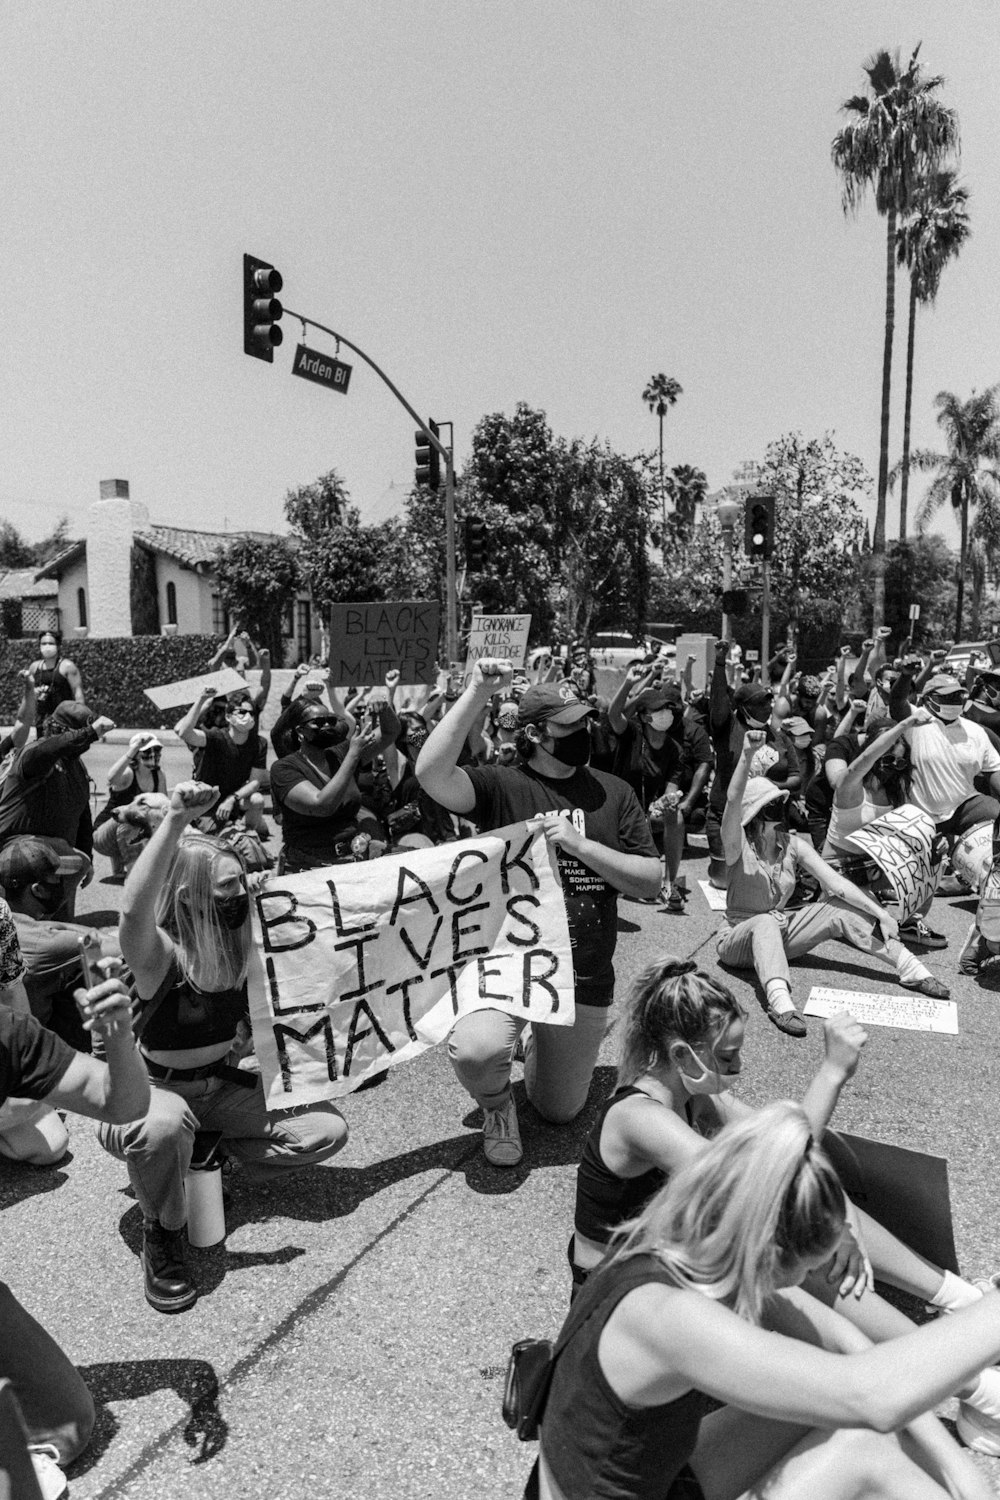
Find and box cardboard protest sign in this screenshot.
[804,986,957,1035]
[950,819,994,891]
[846,804,937,919]
[144,668,249,710]
[247,822,575,1107]
[464,615,531,677]
[328,601,439,687]
[822,1131,959,1273]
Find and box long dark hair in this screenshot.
[864,718,913,806]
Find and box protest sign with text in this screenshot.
[246,822,574,1107]
[144,668,249,710]
[846,804,937,920]
[464,614,531,678]
[327,601,439,687]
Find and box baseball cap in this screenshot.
[782,715,812,738]
[923,674,964,698]
[0,835,76,892]
[129,732,163,755]
[734,683,773,713]
[517,682,597,728]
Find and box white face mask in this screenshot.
[40,640,57,658]
[929,700,963,723]
[675,1043,731,1096]
[648,709,674,732]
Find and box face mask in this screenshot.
[647,710,674,732]
[544,724,591,767]
[675,1043,731,1097]
[307,721,347,748]
[405,728,428,755]
[929,700,963,723]
[760,802,786,823]
[741,712,770,731]
[228,711,254,729]
[214,893,250,930]
[40,640,57,658]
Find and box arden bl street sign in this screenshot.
[292,343,353,394]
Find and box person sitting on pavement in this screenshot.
[0,967,150,1500]
[607,669,713,912]
[0,703,115,882]
[535,1102,1000,1500]
[98,781,349,1313]
[269,699,384,873]
[0,836,119,1051]
[92,733,169,876]
[416,661,660,1168]
[717,732,949,1038]
[28,630,84,718]
[175,687,268,838]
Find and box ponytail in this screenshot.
[616,957,745,1087]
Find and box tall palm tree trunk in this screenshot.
[872,207,897,629]
[899,273,917,540]
[658,412,666,551]
[956,481,968,640]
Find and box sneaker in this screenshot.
[482,1096,522,1167]
[902,975,950,1000]
[898,918,948,950]
[142,1219,197,1313]
[29,1446,68,1500]
[957,1400,1000,1457]
[937,872,973,896]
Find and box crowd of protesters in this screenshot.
[3,621,1000,1497]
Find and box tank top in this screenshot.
[725,834,798,924]
[93,765,167,830]
[826,787,888,854]
[31,661,75,717]
[137,955,248,1053]
[542,1254,713,1500]
[575,1087,670,1245]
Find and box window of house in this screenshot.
[211,594,230,636]
[77,588,87,629]
[166,580,177,626]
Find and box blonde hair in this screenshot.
[608,1102,846,1323]
[616,958,745,1088]
[155,832,250,992]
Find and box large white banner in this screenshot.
[247,822,575,1108]
[846,804,938,920]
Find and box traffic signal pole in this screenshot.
[282,306,458,665]
[760,559,771,687]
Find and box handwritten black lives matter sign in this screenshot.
[328,601,440,687]
[246,823,575,1105]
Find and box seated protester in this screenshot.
[803,695,868,846]
[174,687,268,838]
[0,969,150,1498]
[706,638,802,887]
[29,630,84,717]
[607,674,712,912]
[535,1103,1000,1500]
[92,733,168,875]
[0,897,71,1169]
[901,672,1000,854]
[0,836,120,1051]
[99,782,348,1313]
[382,711,457,845]
[781,714,822,837]
[0,703,115,873]
[963,665,1000,739]
[717,735,948,1038]
[270,700,383,873]
[417,663,660,1167]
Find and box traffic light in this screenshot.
[243,254,283,362]
[745,494,776,561]
[414,420,441,490]
[465,515,486,571]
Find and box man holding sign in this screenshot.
[417,660,660,1165]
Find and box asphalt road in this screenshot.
[2,738,999,1498]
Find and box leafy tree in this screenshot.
[283,469,350,540]
[213,536,301,665]
[907,386,1000,638]
[884,534,958,646]
[285,468,387,614]
[895,169,971,536]
[832,45,959,626]
[0,521,35,569]
[642,374,683,544]
[32,517,71,567]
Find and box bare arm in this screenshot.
[48,979,150,1124]
[416,659,513,814]
[59,658,84,704]
[207,625,238,672]
[281,722,376,816]
[174,685,216,748]
[721,731,758,864]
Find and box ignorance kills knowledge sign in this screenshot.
[464,614,531,676]
[247,822,575,1108]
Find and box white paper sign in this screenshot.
[804,986,957,1035]
[144,668,249,710]
[465,614,532,676]
[698,880,728,911]
[247,822,575,1107]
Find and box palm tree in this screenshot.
[831,45,959,628]
[642,374,683,545]
[908,386,1000,639]
[663,463,707,544]
[895,169,971,537]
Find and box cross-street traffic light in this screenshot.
[465,516,486,571]
[243,254,284,362]
[414,420,441,490]
[745,494,776,561]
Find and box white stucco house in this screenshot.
[32,479,319,660]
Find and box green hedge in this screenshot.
[0,635,224,727]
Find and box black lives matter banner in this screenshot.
[247,822,575,1107]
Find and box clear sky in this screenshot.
[2,1,996,550]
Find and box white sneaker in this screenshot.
[29,1445,68,1500]
[482,1096,522,1167]
[957,1400,1000,1457]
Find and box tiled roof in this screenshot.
[35,526,287,579]
[0,567,58,600]
[33,540,85,581]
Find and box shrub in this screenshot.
[0,635,224,727]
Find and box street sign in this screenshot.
[292,343,353,394]
[745,649,760,662]
[909,603,921,620]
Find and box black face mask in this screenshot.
[544,725,591,767]
[214,893,250,930]
[760,804,786,824]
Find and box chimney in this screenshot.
[86,479,151,637]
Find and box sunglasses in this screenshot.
[305,715,338,728]
[139,750,161,759]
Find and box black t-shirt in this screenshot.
[805,730,859,821]
[195,729,259,800]
[709,718,802,815]
[464,762,658,1007]
[270,747,365,858]
[613,720,713,805]
[0,1006,75,1109]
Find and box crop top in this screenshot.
[136,956,248,1053]
[575,1086,670,1245]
